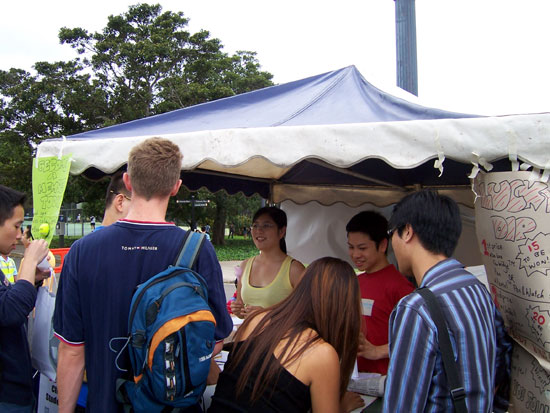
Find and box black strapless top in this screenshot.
[208,341,312,412]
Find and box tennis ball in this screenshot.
[39,223,50,237]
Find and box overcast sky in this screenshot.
[2,0,549,116]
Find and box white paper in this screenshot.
[348,375,386,397]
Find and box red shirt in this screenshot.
[357,264,414,374]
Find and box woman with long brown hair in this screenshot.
[209,257,362,412]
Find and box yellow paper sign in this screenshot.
[31,155,71,245]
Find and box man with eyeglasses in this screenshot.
[63,172,132,410]
[383,190,511,412]
[95,171,132,230]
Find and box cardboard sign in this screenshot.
[31,155,71,245]
[474,171,550,369]
[510,344,550,412]
[37,373,58,412]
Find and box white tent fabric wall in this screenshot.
[282,200,482,268]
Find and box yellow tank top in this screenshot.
[241,255,293,308]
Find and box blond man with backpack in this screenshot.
[54,138,232,412]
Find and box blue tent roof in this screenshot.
[69,65,474,140]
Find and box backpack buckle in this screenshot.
[450,387,466,401]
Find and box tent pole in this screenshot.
[395,0,418,96]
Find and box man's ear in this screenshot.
[123,172,132,192]
[169,179,182,196]
[114,194,125,213]
[401,224,414,243]
[379,237,389,254]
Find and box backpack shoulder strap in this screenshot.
[416,287,468,413]
[175,231,206,269]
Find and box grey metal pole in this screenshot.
[395,0,418,96]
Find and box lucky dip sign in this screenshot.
[474,171,550,370]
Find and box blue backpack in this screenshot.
[116,231,216,412]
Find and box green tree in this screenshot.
[2,3,273,239]
[59,3,273,122]
[0,61,106,201]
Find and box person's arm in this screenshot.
[383,302,435,412]
[57,341,85,413]
[52,243,86,412]
[308,344,341,413]
[289,259,306,288]
[358,332,389,360]
[230,262,246,318]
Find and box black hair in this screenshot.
[24,224,33,240]
[105,171,129,208]
[346,210,389,251]
[253,206,287,254]
[0,185,26,226]
[389,190,461,258]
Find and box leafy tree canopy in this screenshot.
[1,3,273,241]
[58,3,273,121]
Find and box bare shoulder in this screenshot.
[290,334,339,385]
[289,258,306,287]
[305,341,339,380]
[290,258,305,272]
[306,340,338,363]
[240,257,250,269]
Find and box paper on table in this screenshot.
[348,375,386,397]
[352,360,359,379]
[214,350,229,371]
[231,316,244,326]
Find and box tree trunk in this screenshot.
[212,192,227,245]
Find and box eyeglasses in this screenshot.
[387,225,405,239]
[387,227,399,238]
[110,190,131,201]
[250,223,276,231]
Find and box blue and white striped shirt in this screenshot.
[383,258,511,412]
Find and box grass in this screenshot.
[49,235,257,262]
[214,236,257,261]
[50,236,80,249]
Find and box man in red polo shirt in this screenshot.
[346,210,414,374]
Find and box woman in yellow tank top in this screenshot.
[231,207,305,319]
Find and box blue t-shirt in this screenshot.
[53,220,232,412]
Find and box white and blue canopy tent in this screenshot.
[37,66,550,264]
[37,66,549,207]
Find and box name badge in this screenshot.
[361,298,374,316]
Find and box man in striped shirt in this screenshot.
[383,190,511,412]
